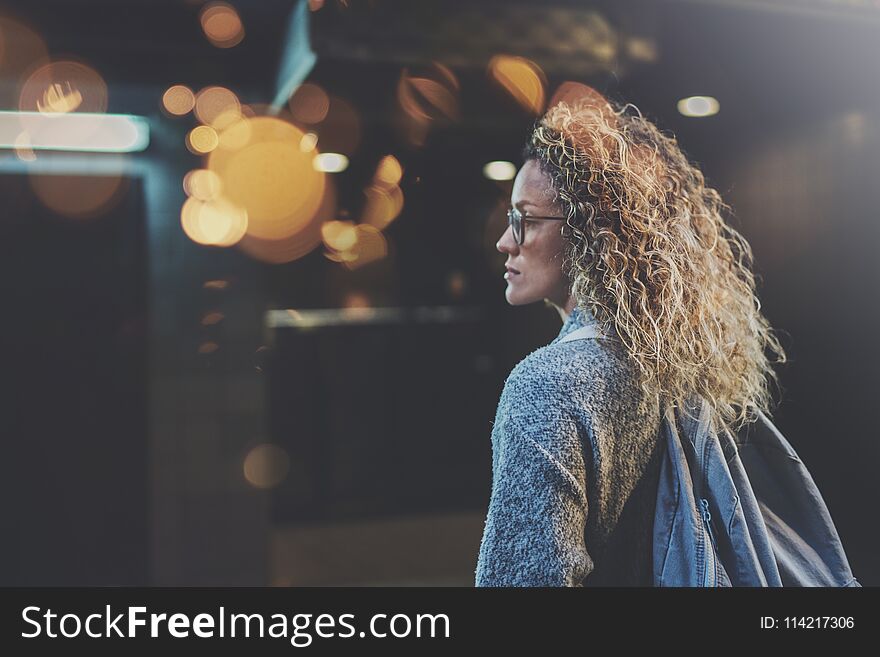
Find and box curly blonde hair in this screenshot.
[524,93,787,436]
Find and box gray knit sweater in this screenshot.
[475,303,665,587]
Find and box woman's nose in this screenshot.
[496,224,517,253]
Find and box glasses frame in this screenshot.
[507,206,567,245]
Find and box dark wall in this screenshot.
[0,175,149,585]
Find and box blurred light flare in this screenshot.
[314,152,348,172]
[187,125,219,153]
[243,444,290,489]
[488,55,546,115]
[483,160,516,181]
[299,131,318,152]
[198,341,219,354]
[625,36,658,63]
[162,85,196,116]
[549,81,600,111]
[37,82,82,113]
[20,60,108,114]
[29,172,127,220]
[322,219,388,269]
[200,2,245,48]
[207,116,326,241]
[183,169,223,201]
[395,63,460,147]
[216,114,253,151]
[181,196,248,247]
[343,292,371,309]
[195,86,241,128]
[677,96,719,117]
[322,220,358,251]
[373,154,403,189]
[361,183,403,230]
[288,82,330,125]
[447,270,468,298]
[13,131,35,161]
[342,224,387,270]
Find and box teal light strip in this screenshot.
[0,111,150,153]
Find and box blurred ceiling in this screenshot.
[1,0,880,143]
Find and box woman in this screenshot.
[474,91,787,586]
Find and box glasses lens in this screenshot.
[508,208,522,244]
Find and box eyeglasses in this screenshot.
[507,206,567,245]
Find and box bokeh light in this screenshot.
[488,55,546,115]
[321,220,388,270]
[288,82,330,125]
[395,62,460,147]
[677,95,720,117]
[321,220,358,251]
[625,36,658,63]
[243,444,290,489]
[162,84,195,116]
[548,81,602,111]
[187,125,219,154]
[216,112,253,151]
[30,173,127,220]
[314,152,348,173]
[13,131,36,162]
[483,161,516,181]
[198,341,219,354]
[194,86,241,128]
[341,224,388,270]
[447,270,468,299]
[235,176,334,264]
[180,195,248,247]
[299,131,318,152]
[16,60,109,148]
[183,169,223,201]
[207,115,328,244]
[19,60,108,114]
[373,154,403,189]
[200,2,245,48]
[37,81,81,113]
[361,184,403,230]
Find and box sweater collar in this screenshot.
[552,303,599,344]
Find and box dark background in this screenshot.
[0,0,876,585]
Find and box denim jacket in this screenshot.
[653,393,862,587]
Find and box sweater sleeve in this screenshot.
[474,410,594,587]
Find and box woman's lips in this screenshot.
[504,269,520,279]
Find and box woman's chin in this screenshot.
[504,287,533,306]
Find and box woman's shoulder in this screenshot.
[497,342,603,418]
[506,336,625,392]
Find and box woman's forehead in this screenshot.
[512,160,558,208]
